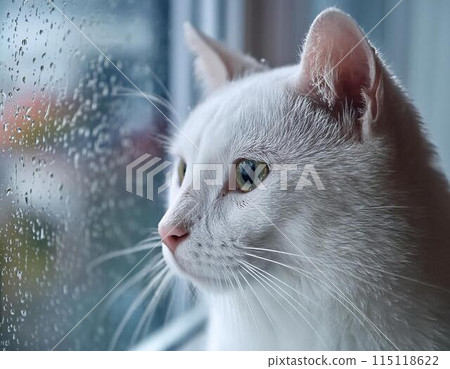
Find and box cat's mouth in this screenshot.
[162,244,237,290]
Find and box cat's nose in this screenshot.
[158,223,189,253]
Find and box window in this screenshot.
[1,0,449,351]
[1,0,172,350]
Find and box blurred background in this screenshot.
[1,0,449,350]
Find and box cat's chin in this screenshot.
[162,244,237,293]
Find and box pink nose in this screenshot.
[158,224,189,253]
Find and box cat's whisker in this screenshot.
[245,260,381,350]
[247,201,400,350]
[345,265,450,295]
[109,264,169,350]
[217,267,230,290]
[355,205,412,211]
[87,239,162,270]
[310,276,382,347]
[237,268,276,334]
[248,247,450,295]
[245,252,386,348]
[242,262,320,347]
[109,283,156,350]
[106,257,165,310]
[242,246,381,342]
[239,263,298,324]
[232,271,262,337]
[240,246,320,261]
[241,262,329,350]
[115,85,181,123]
[142,275,184,339]
[281,261,392,348]
[130,270,172,345]
[224,271,244,336]
[240,259,319,309]
[117,90,177,116]
[326,264,410,293]
[241,261,316,320]
[244,252,319,283]
[221,270,237,322]
[216,268,227,292]
[222,268,234,290]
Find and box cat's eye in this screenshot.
[235,159,269,192]
[178,159,187,185]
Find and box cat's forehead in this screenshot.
[172,66,297,162]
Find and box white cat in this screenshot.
[158,8,450,350]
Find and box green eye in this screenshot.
[178,159,186,185]
[235,159,269,192]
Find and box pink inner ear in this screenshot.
[298,9,376,109]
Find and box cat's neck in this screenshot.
[206,264,449,350]
[380,69,450,290]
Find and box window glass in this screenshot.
[0,0,173,350]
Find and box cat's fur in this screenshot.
[159,8,450,350]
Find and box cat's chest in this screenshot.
[205,284,365,350]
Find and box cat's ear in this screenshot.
[184,22,267,95]
[298,8,382,133]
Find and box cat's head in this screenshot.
[158,8,404,292]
